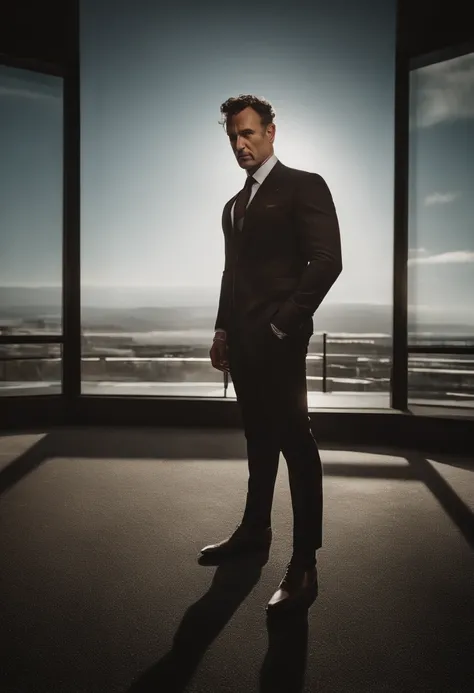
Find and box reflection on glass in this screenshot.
[0,344,62,396]
[0,66,63,337]
[408,50,474,408]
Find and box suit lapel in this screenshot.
[223,193,238,238]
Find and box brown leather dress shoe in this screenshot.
[266,560,318,613]
[199,524,272,559]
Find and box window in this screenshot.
[80,0,396,405]
[408,50,474,409]
[0,343,62,396]
[0,65,63,395]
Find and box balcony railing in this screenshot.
[2,333,473,408]
[0,332,393,396]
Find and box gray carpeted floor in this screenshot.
[0,427,473,693]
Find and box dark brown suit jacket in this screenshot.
[214,160,342,339]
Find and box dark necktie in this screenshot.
[233,175,256,228]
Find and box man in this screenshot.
[201,94,342,613]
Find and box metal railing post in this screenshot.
[224,371,228,397]
[322,332,327,393]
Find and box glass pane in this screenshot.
[320,333,391,408]
[0,66,63,337]
[408,50,474,409]
[80,0,395,405]
[0,343,62,396]
[81,351,226,397]
[408,353,474,408]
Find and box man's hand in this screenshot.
[210,333,229,372]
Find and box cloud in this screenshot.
[424,191,461,205]
[0,86,60,101]
[410,51,474,128]
[408,250,474,265]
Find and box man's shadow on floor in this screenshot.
[125,549,313,693]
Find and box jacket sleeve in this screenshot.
[214,214,232,332]
[214,267,232,332]
[272,173,342,335]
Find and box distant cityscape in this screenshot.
[1,286,473,407]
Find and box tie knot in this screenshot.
[245,176,256,188]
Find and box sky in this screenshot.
[0,0,472,322]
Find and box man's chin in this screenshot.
[238,156,253,167]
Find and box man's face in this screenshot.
[226,106,275,171]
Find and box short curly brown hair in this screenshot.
[219,94,275,129]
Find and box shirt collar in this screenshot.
[248,153,279,185]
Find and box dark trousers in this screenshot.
[227,323,323,560]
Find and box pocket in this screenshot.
[267,322,287,346]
